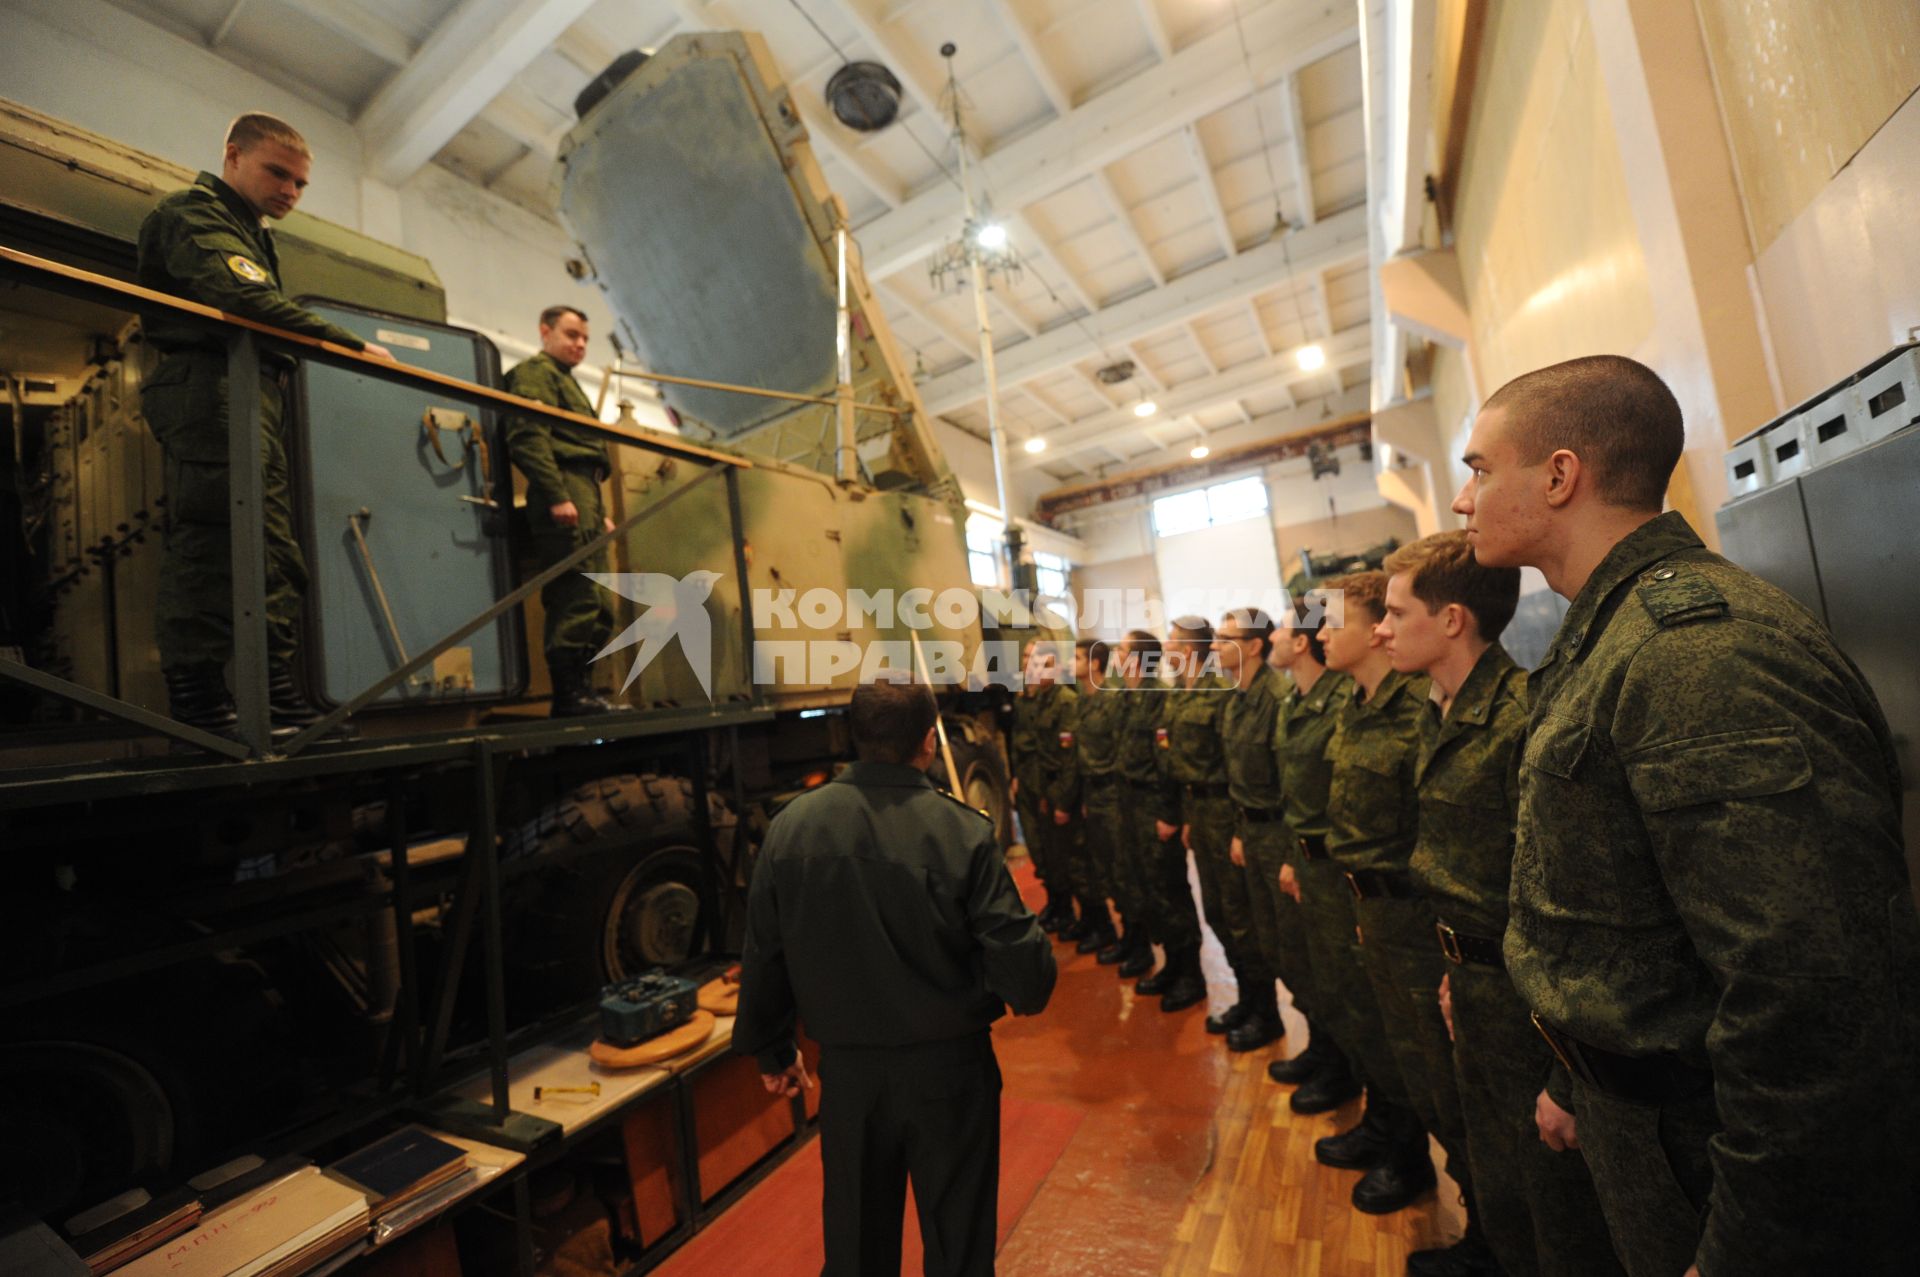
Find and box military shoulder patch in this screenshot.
[226,254,268,283]
[1635,565,1728,628]
[1058,731,1075,748]
[1155,726,1171,748]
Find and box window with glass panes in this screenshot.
[1151,474,1270,537]
[965,512,1004,587]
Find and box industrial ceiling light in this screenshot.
[1297,342,1327,372]
[1190,444,1210,459]
[826,60,903,131]
[1024,436,1047,453]
[973,221,1008,250]
[1133,399,1158,418]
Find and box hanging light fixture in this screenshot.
[1133,398,1158,419]
[1296,342,1327,372]
[1024,436,1047,454]
[1190,443,1210,460]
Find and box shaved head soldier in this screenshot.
[1457,354,1920,1275]
[137,112,393,736]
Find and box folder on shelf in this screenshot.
[111,1166,368,1277]
[326,1127,468,1220]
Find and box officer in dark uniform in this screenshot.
[1458,354,1920,1277]
[735,676,1056,1277]
[1009,639,1068,929]
[504,305,618,716]
[137,112,394,734]
[1118,631,1208,1008]
[1380,532,1620,1277]
[1076,639,1142,970]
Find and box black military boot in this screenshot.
[1226,983,1284,1052]
[1288,1040,1363,1113]
[1314,1098,1398,1169]
[1057,909,1093,943]
[1350,1107,1437,1214]
[1407,1214,1503,1276]
[1157,945,1207,1013]
[1268,1020,1331,1083]
[1116,935,1156,979]
[549,655,619,717]
[165,664,238,737]
[268,660,355,739]
[1204,980,1254,1035]
[1135,950,1175,995]
[1075,899,1116,954]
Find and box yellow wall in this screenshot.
[1452,0,1656,401]
[1695,0,1920,253]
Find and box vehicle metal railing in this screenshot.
[0,243,767,760]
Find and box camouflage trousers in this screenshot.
[1013,786,1053,883]
[1082,777,1129,920]
[1243,824,1316,1018]
[1567,1081,1717,1277]
[1130,784,1200,951]
[144,366,305,672]
[1448,961,1624,1277]
[1050,814,1095,909]
[527,465,614,660]
[1353,895,1467,1180]
[1296,855,1406,1105]
[1185,793,1269,985]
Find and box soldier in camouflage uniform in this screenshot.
[1010,640,1071,931]
[1382,533,1620,1277]
[1314,571,1460,1218]
[1159,617,1269,1038]
[1211,610,1292,1052]
[1458,356,1920,1277]
[1035,643,1105,946]
[1263,610,1363,1113]
[137,112,395,735]
[504,304,618,716]
[1077,639,1142,970]
[1117,632,1206,1008]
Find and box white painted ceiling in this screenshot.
[101,0,1372,481]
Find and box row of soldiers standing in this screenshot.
[1006,510,1915,1276]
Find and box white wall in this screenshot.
[1,0,661,427]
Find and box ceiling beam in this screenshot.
[1014,325,1372,469]
[1183,125,1237,259]
[210,0,249,47]
[1280,74,1316,226]
[279,0,415,66]
[878,281,976,360]
[1092,171,1165,287]
[1133,0,1172,60]
[853,0,1360,279]
[919,205,1366,415]
[1186,320,1220,374]
[983,0,1071,116]
[483,85,572,156]
[358,0,600,186]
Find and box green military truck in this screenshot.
[0,33,1032,1239]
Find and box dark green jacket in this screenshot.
[1508,511,1918,1276]
[1034,684,1081,811]
[1274,669,1350,844]
[734,762,1056,1073]
[138,172,365,365]
[1075,682,1127,784]
[504,352,611,511]
[1010,688,1048,798]
[1117,682,1180,823]
[1409,645,1526,938]
[1222,664,1286,837]
[1159,674,1232,788]
[1323,667,1428,873]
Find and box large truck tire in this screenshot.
[502,774,737,1011]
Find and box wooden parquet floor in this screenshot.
[995,850,1462,1277]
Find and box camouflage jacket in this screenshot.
[137,172,365,366]
[1508,511,1918,1276]
[1116,683,1180,823]
[1274,669,1351,845]
[1323,668,1429,873]
[1222,664,1286,837]
[1075,682,1127,784]
[504,351,611,511]
[1409,645,1526,938]
[1031,684,1081,812]
[1159,674,1232,796]
[1009,688,1049,796]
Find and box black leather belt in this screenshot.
[1435,921,1504,968]
[1238,805,1286,824]
[1182,781,1229,798]
[1344,868,1420,900]
[1530,1013,1714,1106]
[1296,833,1330,861]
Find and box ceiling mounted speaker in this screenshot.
[826,61,903,131]
[576,50,651,119]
